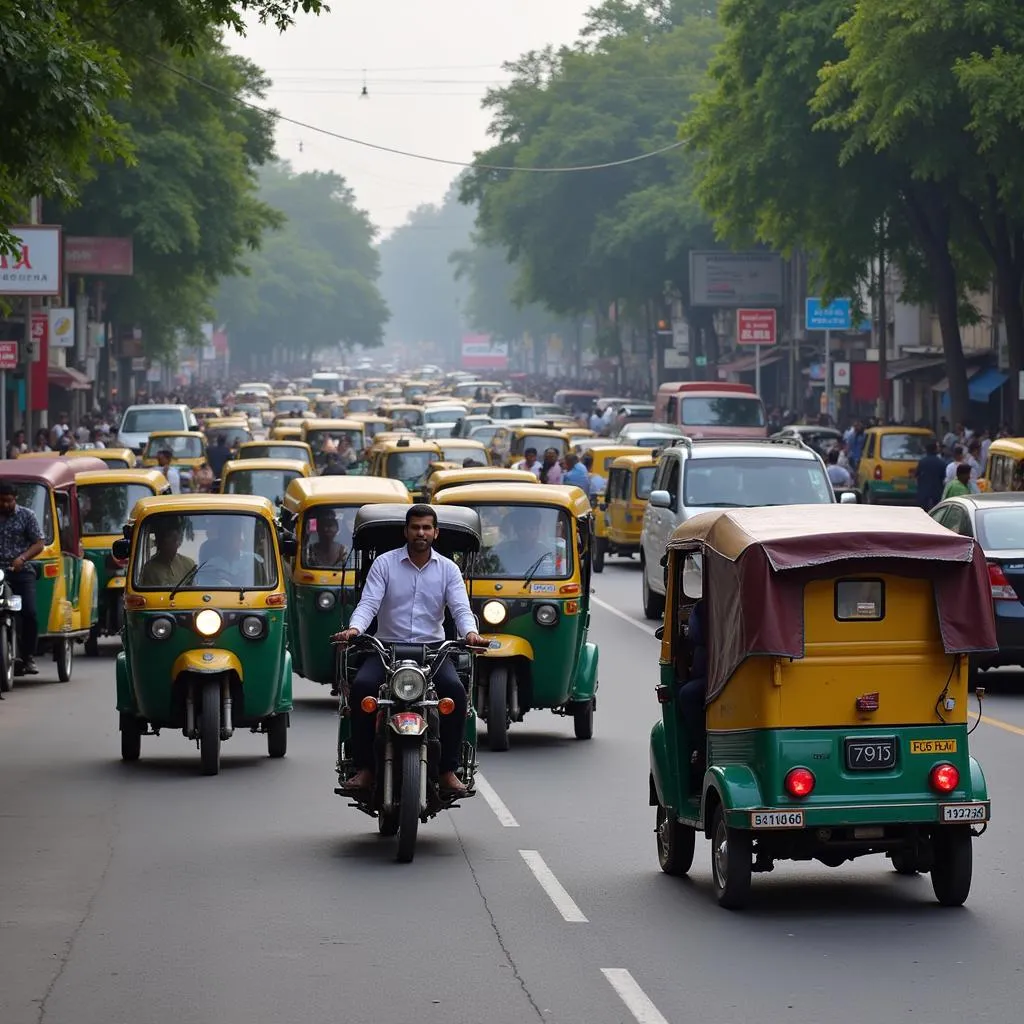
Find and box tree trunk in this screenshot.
[876,231,888,423]
[686,306,718,382]
[992,223,1024,433]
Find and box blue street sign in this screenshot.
[805,297,852,331]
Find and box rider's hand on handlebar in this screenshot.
[465,631,487,650]
[331,628,359,646]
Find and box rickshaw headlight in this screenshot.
[391,664,426,701]
[534,603,559,627]
[195,609,222,637]
[482,600,507,625]
[240,615,265,640]
[149,616,174,640]
[317,591,337,611]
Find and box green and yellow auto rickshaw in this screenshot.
[435,482,599,750]
[282,476,411,688]
[423,466,539,503]
[650,504,995,908]
[113,494,295,774]
[76,468,170,654]
[0,458,105,681]
[367,437,444,501]
[596,450,658,570]
[581,444,648,572]
[219,457,311,506]
[140,431,207,491]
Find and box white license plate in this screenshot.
[7,595,21,611]
[751,811,804,829]
[941,803,988,822]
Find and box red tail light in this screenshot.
[873,466,883,480]
[987,562,1017,601]
[784,767,815,798]
[929,763,959,793]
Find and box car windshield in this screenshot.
[880,433,930,461]
[471,504,573,579]
[683,457,833,507]
[977,508,1024,550]
[386,451,436,487]
[240,445,310,464]
[275,399,308,415]
[12,483,53,544]
[680,397,765,428]
[636,466,657,499]
[121,409,184,433]
[223,469,299,504]
[424,407,466,424]
[144,435,203,459]
[132,512,277,590]
[301,505,358,569]
[79,483,155,536]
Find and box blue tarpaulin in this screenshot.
[968,368,1008,403]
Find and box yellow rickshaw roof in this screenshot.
[435,482,592,516]
[864,426,935,437]
[611,451,659,469]
[221,457,312,475]
[128,493,278,521]
[375,438,443,453]
[282,475,412,513]
[238,439,312,453]
[75,468,169,488]
[91,447,137,461]
[510,427,571,439]
[347,414,390,424]
[441,438,487,450]
[146,430,206,440]
[986,437,1024,458]
[272,395,309,406]
[302,418,364,431]
[192,407,221,415]
[430,467,539,488]
[587,444,650,466]
[206,417,249,428]
[563,428,596,439]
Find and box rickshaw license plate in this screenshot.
[844,737,897,770]
[941,803,988,822]
[751,811,804,828]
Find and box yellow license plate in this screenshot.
[910,739,957,754]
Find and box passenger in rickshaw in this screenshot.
[490,507,557,575]
[140,518,194,586]
[197,518,260,583]
[305,510,349,567]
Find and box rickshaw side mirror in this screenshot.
[122,524,132,539]
[279,533,298,558]
[654,624,665,640]
[112,538,131,561]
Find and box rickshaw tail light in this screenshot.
[930,763,959,793]
[873,466,883,480]
[438,697,456,715]
[43,563,59,578]
[784,767,815,798]
[360,696,378,713]
[987,563,1017,601]
[266,593,285,606]
[560,584,580,595]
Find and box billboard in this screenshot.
[64,236,134,276]
[461,333,509,371]
[0,226,63,296]
[689,251,784,308]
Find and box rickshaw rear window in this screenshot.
[636,466,657,499]
[441,444,484,465]
[307,430,362,452]
[386,451,436,488]
[132,513,278,590]
[79,484,155,536]
[835,580,884,621]
[144,435,204,459]
[301,505,357,569]
[521,435,566,456]
[346,398,372,413]
[224,469,299,504]
[473,504,573,580]
[13,483,53,544]
[240,445,308,462]
[879,433,929,461]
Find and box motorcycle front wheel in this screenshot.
[396,744,421,863]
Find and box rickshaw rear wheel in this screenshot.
[396,745,421,863]
[56,638,73,683]
[487,666,510,752]
[573,699,594,740]
[120,713,142,762]
[656,804,695,875]
[267,715,288,758]
[0,622,14,693]
[710,805,752,909]
[890,850,920,875]
[593,538,606,573]
[931,827,972,906]
[200,681,221,776]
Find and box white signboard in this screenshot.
[672,321,690,353]
[0,226,63,296]
[689,251,784,308]
[49,307,75,349]
[664,350,690,370]
[833,361,851,388]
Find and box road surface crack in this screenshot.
[451,818,546,1021]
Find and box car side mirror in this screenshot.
[649,489,671,509]
[839,491,858,504]
[279,533,298,558]
[112,538,131,561]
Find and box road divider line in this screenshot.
[592,596,659,637]
[474,772,519,827]
[601,968,670,1024]
[519,850,588,922]
[970,711,1024,737]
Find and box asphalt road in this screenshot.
[1,557,1021,1024]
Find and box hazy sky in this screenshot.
[231,1,594,237]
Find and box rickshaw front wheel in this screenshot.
[573,699,594,740]
[120,713,142,762]
[56,638,73,683]
[200,681,222,776]
[266,715,288,758]
[931,827,972,906]
[656,804,694,876]
[710,805,752,909]
[486,666,510,752]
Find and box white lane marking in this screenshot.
[592,595,659,637]
[601,968,670,1024]
[519,850,588,922]
[474,772,519,827]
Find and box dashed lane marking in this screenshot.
[592,596,659,637]
[519,850,588,922]
[474,772,519,827]
[601,968,670,1024]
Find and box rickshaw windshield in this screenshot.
[102,458,130,469]
[12,483,54,544]
[441,444,484,465]
[211,427,250,447]
[391,409,423,428]
[307,429,362,453]
[224,469,298,504]
[473,504,572,579]
[520,435,567,457]
[636,466,657,499]
[346,398,372,413]
[274,399,308,415]
[387,451,436,488]
[79,484,154,536]
[683,457,832,507]
[132,512,278,590]
[144,435,203,459]
[301,505,357,569]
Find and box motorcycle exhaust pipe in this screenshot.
[383,739,394,812]
[220,676,234,740]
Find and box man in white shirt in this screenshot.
[334,505,484,797]
[512,447,542,477]
[156,449,181,494]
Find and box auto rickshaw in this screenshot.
[270,424,304,442]
[856,426,935,504]
[283,476,410,687]
[383,403,424,430]
[580,444,649,572]
[113,494,295,774]
[302,418,367,469]
[81,447,138,470]
[977,437,1024,492]
[367,437,443,500]
[649,504,995,908]
[272,395,310,420]
[596,449,657,571]
[236,439,315,469]
[192,407,223,427]
[76,468,170,654]
[348,413,391,442]
[435,483,598,750]
[0,459,105,681]
[492,426,570,468]
[141,431,207,489]
[204,418,253,452]
[220,457,310,506]
[423,466,539,503]
[437,438,491,467]
[341,393,374,416]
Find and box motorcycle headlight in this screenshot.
[391,664,426,701]
[195,609,222,637]
[150,616,174,640]
[317,590,336,611]
[240,615,265,640]
[482,600,507,625]
[535,603,559,627]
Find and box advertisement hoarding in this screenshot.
[0,226,63,296]
[64,236,134,276]
[689,251,784,308]
[461,333,509,371]
[49,307,75,348]
[736,308,777,345]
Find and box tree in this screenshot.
[215,163,387,370]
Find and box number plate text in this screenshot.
[751,811,804,829]
[941,803,987,822]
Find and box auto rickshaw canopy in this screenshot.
[282,474,411,517]
[435,481,593,518]
[352,502,482,556]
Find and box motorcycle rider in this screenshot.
[0,481,45,675]
[333,504,484,798]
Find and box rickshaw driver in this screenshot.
[677,600,708,767]
[333,504,485,798]
[197,519,258,584]
[140,519,195,587]
[0,481,45,676]
[490,508,555,575]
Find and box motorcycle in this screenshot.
[335,634,478,863]
[0,563,23,695]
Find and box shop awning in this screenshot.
[718,351,785,374]
[48,366,92,391]
[885,356,945,380]
[968,367,1008,401]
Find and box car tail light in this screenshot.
[784,767,815,798]
[873,465,883,480]
[929,763,959,793]
[988,562,1017,601]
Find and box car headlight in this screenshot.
[535,604,559,627]
[482,600,507,625]
[317,591,337,611]
[240,615,265,640]
[150,616,174,640]
[195,609,222,637]
[391,664,426,701]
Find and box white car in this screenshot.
[116,404,198,451]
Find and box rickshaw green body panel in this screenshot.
[287,583,355,683]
